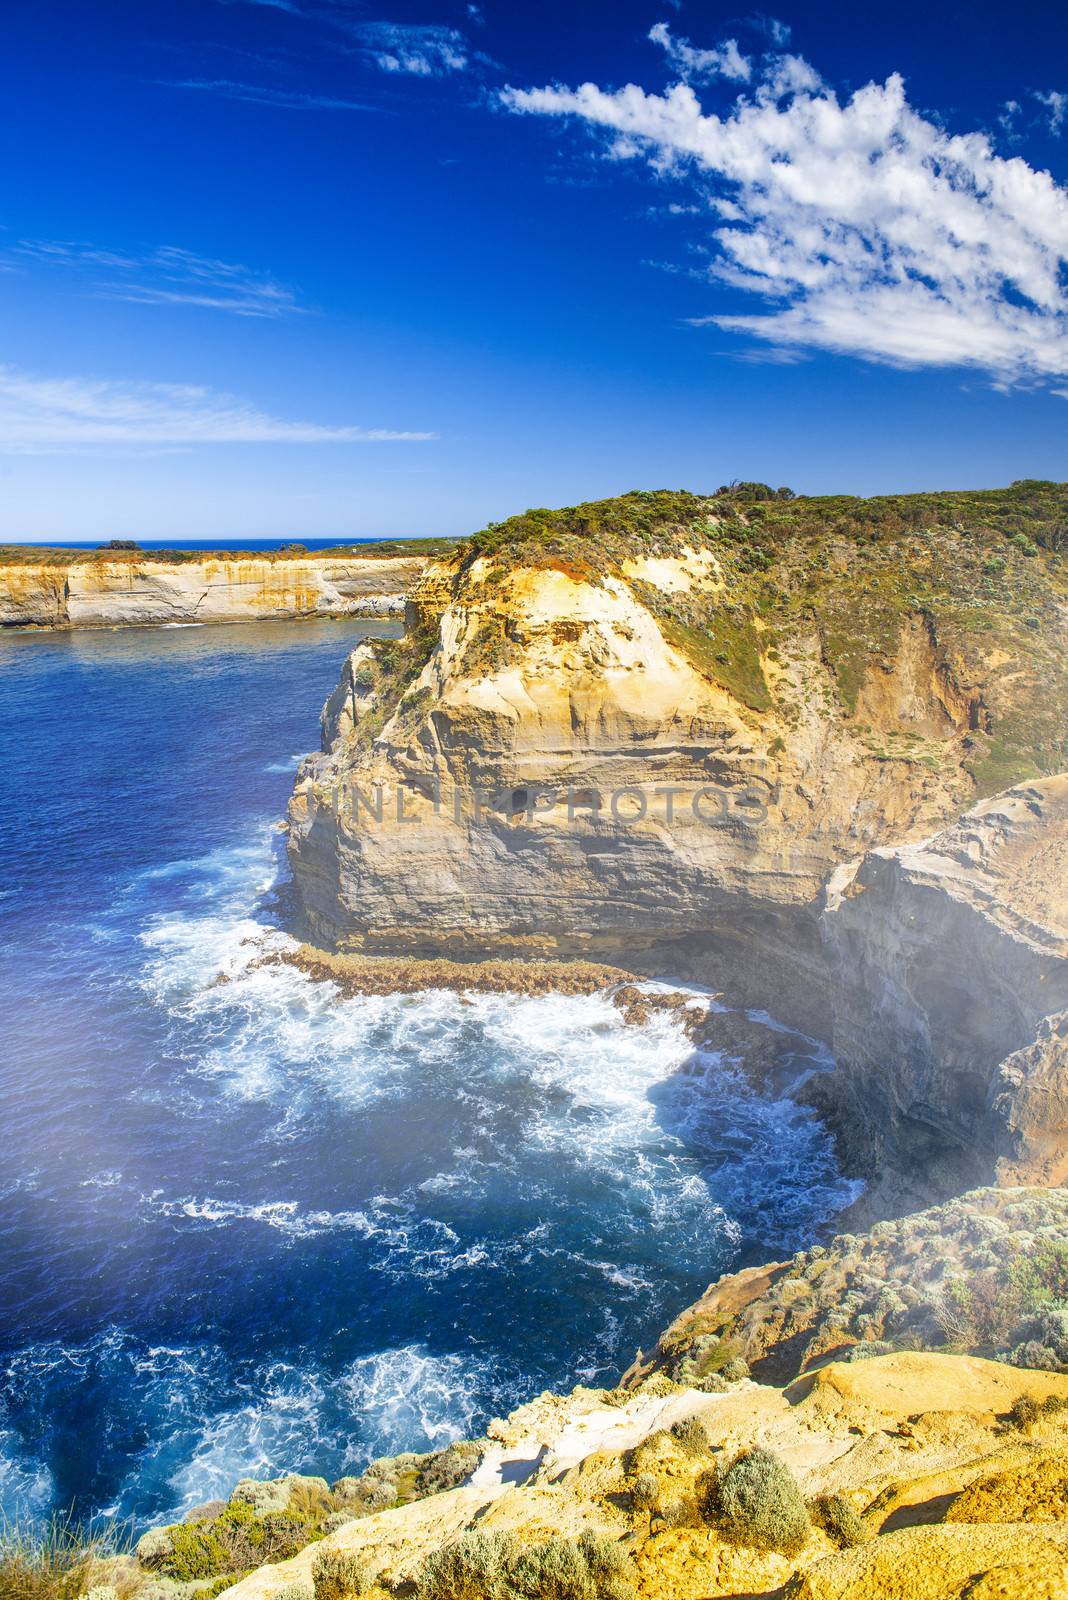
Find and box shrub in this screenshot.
[703,1447,811,1555]
[669,1416,712,1457]
[416,1530,516,1600]
[275,1584,315,1600]
[164,1523,228,1581]
[719,1357,750,1383]
[575,1530,633,1600]
[508,1532,633,1600]
[415,1441,483,1496]
[810,1492,867,1548]
[311,1545,370,1600]
[509,1536,589,1600]
[322,1513,358,1535]
[1007,1394,1042,1430]
[416,1530,633,1600]
[630,1472,659,1512]
[1007,1392,1068,1431]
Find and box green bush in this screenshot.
[669,1416,712,1457]
[810,1492,867,1548]
[416,1529,516,1600]
[630,1472,659,1512]
[702,1447,811,1555]
[311,1545,370,1600]
[415,1440,482,1496]
[575,1530,634,1600]
[165,1522,228,1581]
[416,1529,633,1600]
[509,1536,590,1600]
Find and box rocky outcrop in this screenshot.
[634,1186,1068,1387]
[0,553,431,628]
[286,487,1068,1197]
[815,779,1068,1210]
[131,1351,1068,1600]
[289,489,1068,954]
[288,563,970,976]
[991,1012,1068,1188]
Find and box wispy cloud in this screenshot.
[352,23,472,77]
[0,368,436,453]
[167,78,374,109]
[502,33,1068,390]
[214,0,307,12]
[648,23,751,85]
[747,14,791,47]
[11,240,305,318]
[1034,88,1068,135]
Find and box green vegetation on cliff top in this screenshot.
[463,479,1068,565]
[326,481,1067,801]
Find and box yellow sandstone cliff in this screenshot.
[0,552,431,628]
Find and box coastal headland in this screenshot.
[0,542,450,629]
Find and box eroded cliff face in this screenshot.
[288,490,1066,1012]
[0,553,428,627]
[815,778,1068,1211]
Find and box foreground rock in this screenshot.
[156,1351,1068,1600]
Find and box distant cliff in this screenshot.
[0,546,446,628]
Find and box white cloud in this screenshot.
[11,241,304,318]
[168,79,374,110]
[502,47,1068,388]
[354,23,470,77]
[649,23,750,85]
[0,369,436,453]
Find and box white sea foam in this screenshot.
[0,1428,53,1520]
[0,1327,506,1525]
[164,1344,501,1515]
[132,829,856,1250]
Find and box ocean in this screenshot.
[0,618,857,1529]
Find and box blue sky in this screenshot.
[3,0,1068,539]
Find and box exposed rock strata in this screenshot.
[813,778,1068,1211]
[0,553,429,628]
[287,490,1068,1200]
[287,552,978,1001]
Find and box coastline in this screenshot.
[0,551,435,630]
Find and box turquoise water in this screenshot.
[0,619,855,1528]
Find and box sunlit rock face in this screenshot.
[0,554,427,627]
[288,553,975,973]
[287,490,1068,1203]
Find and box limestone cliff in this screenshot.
[285,483,1068,1209]
[0,550,436,628]
[814,777,1068,1210]
[288,484,1068,1026]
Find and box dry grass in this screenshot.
[0,1515,136,1600]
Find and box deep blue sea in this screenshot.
[0,619,857,1531]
